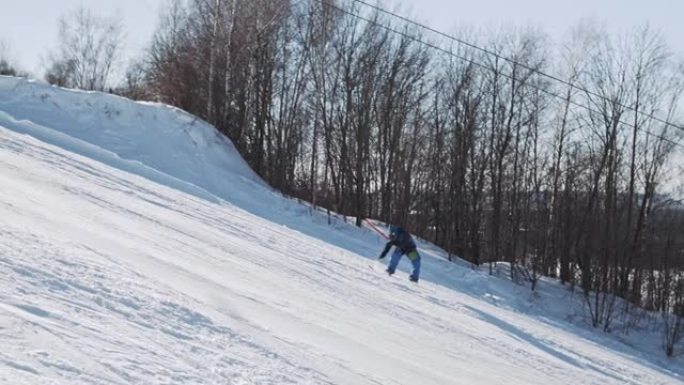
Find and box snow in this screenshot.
[0,76,682,384]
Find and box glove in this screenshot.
[378,253,386,260]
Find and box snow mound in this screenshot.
[0,76,265,201]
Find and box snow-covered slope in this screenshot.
[0,76,682,384]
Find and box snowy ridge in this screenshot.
[0,76,682,384]
[0,76,264,200]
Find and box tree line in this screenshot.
[4,0,683,356]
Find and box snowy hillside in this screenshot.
[0,76,682,384]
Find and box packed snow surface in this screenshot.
[0,77,682,384]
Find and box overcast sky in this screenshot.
[1,0,683,76]
[0,0,160,75]
[394,0,683,47]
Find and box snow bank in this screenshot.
[0,76,264,200]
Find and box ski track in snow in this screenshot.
[0,128,680,385]
[0,78,682,385]
[0,131,334,385]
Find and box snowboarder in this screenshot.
[378,224,421,282]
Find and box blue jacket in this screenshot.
[379,226,416,258]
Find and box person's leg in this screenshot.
[406,251,421,281]
[386,248,403,275]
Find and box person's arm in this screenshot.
[378,240,394,259]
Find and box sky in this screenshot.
[394,0,684,50]
[0,0,161,76]
[1,0,683,76]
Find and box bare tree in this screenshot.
[45,6,124,91]
[115,59,153,100]
[0,40,26,77]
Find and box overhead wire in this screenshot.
[352,0,684,135]
[313,0,684,149]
